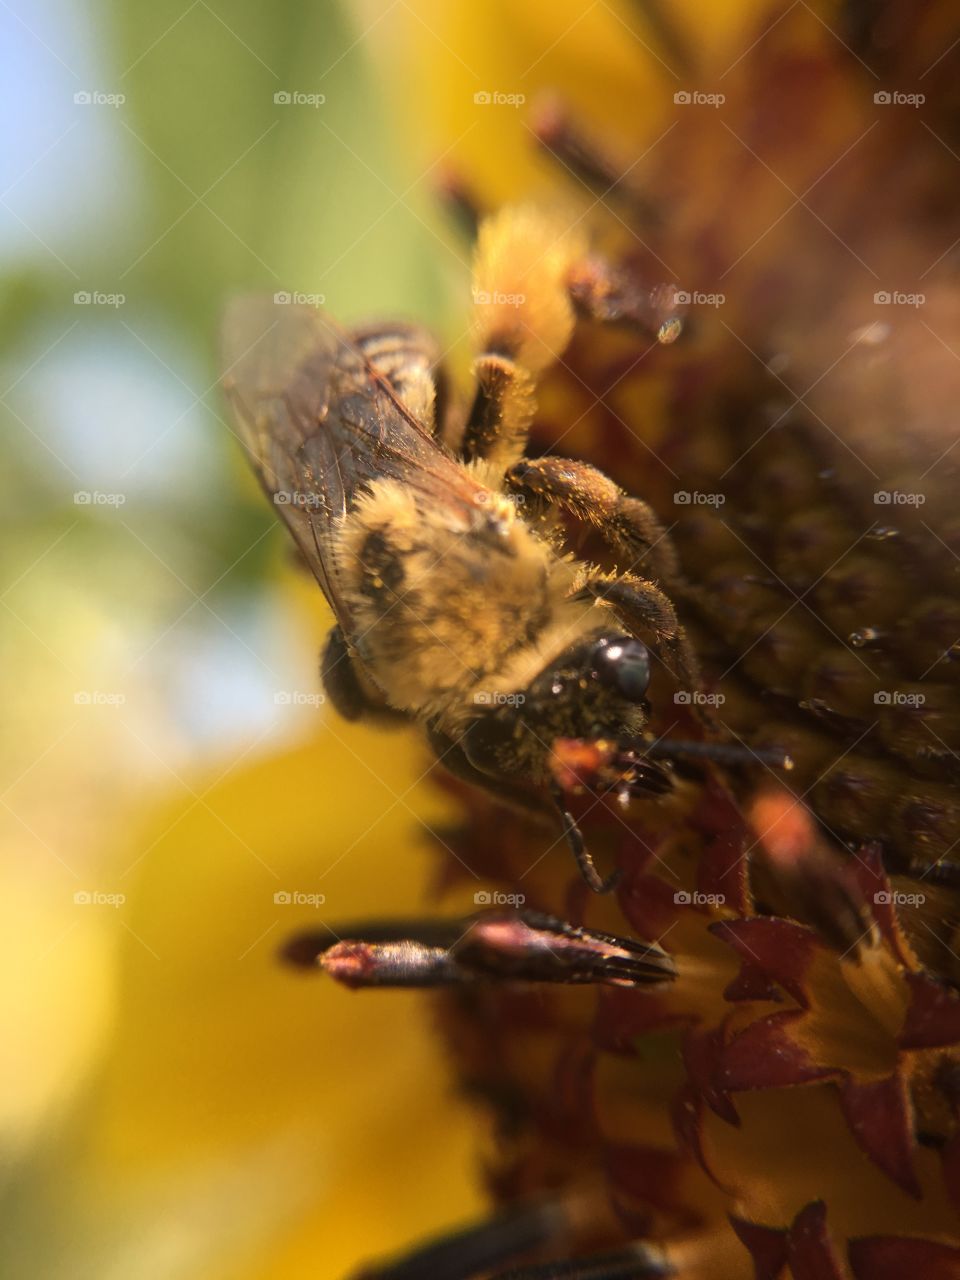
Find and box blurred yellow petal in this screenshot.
[32,721,483,1279]
[360,0,774,201]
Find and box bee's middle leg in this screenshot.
[320,625,408,726]
[505,455,679,583]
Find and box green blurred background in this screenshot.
[0,2,479,1276]
[2,0,459,806]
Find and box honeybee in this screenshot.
[222,210,776,890]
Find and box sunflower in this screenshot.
[27,3,960,1277]
[295,1,960,1275]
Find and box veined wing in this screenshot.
[220,298,481,631]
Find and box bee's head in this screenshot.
[460,631,656,792]
[526,630,653,738]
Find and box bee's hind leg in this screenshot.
[320,625,408,726]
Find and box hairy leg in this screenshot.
[578,571,701,700]
[429,722,619,895]
[506,455,679,583]
[460,354,536,468]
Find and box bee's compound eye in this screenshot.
[594,635,651,702]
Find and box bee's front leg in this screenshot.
[320,625,408,726]
[426,723,551,823]
[432,719,618,894]
[547,779,621,894]
[579,572,703,707]
[460,717,620,894]
[505,455,680,583]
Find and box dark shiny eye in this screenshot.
[594,636,651,702]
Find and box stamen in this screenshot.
[549,738,672,797]
[280,920,463,971]
[436,168,481,240]
[322,939,465,988]
[848,626,888,649]
[628,0,695,76]
[286,912,675,990]
[532,98,656,224]
[749,790,875,955]
[454,911,675,986]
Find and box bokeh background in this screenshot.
[0,1,767,1276]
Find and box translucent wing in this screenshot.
[220,298,480,632]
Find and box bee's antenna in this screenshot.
[641,739,794,772]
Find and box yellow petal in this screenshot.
[58,723,484,1278]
